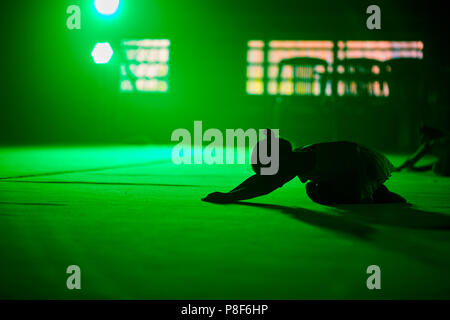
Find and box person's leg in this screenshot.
[396,142,431,171]
[372,185,406,203]
[305,182,326,204]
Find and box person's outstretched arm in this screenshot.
[202,173,295,203]
[396,142,431,171]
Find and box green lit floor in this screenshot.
[1,146,450,299]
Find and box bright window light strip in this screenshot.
[248,40,265,48]
[269,40,334,49]
[247,40,334,96]
[338,41,423,61]
[246,40,423,97]
[343,41,424,50]
[120,39,170,93]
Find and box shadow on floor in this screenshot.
[332,203,450,230]
[236,202,450,231]
[234,201,450,267]
[234,202,375,240]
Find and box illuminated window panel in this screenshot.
[336,41,423,62]
[246,40,265,95]
[336,41,423,97]
[246,80,264,95]
[246,40,333,96]
[337,40,424,61]
[120,39,170,93]
[267,41,333,96]
[246,40,423,98]
[338,41,423,61]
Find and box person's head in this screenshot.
[251,129,293,176]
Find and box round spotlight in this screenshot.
[95,0,120,16]
[91,42,114,64]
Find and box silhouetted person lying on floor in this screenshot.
[202,130,405,205]
[396,126,450,176]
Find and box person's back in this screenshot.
[295,141,363,184]
[293,141,395,204]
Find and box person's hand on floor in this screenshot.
[202,192,233,203]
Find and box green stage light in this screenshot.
[95,0,120,16]
[91,42,114,64]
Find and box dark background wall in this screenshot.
[0,0,448,151]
